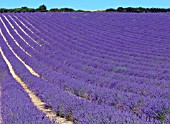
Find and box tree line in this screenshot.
[0,5,170,13]
[105,7,170,12]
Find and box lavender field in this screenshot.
[0,12,170,124]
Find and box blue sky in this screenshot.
[0,0,169,10]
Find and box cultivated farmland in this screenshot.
[0,12,170,124]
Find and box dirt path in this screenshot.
[0,47,73,124]
[16,15,41,33]
[0,18,39,77]
[4,15,41,46]
[0,15,73,124]
[13,15,50,45]
[0,16,32,57]
[12,15,35,34]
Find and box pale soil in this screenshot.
[0,31,38,78]
[0,15,75,124]
[14,15,51,45]
[0,47,72,124]
[1,16,32,57]
[6,15,42,47]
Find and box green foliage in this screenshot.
[50,8,59,12]
[106,7,170,13]
[50,8,76,12]
[76,10,84,12]
[34,4,47,12]
[117,7,124,12]
[0,7,35,13]
[38,4,47,12]
[0,8,8,13]
[0,5,170,13]
[106,8,115,12]
[156,113,166,124]
[155,109,170,124]
[59,8,75,12]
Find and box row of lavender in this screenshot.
[11,13,170,97]
[9,13,170,92]
[20,13,170,82]
[0,24,150,124]
[0,44,53,123]
[15,12,168,122]
[1,12,170,123]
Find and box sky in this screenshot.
[0,0,169,10]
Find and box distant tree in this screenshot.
[50,8,59,12]
[14,8,22,13]
[38,4,47,12]
[76,10,84,12]
[105,8,116,12]
[0,8,7,13]
[125,7,134,12]
[28,8,36,12]
[20,7,28,12]
[59,8,74,12]
[137,7,145,13]
[1,5,170,13]
[7,9,13,12]
[117,7,124,12]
